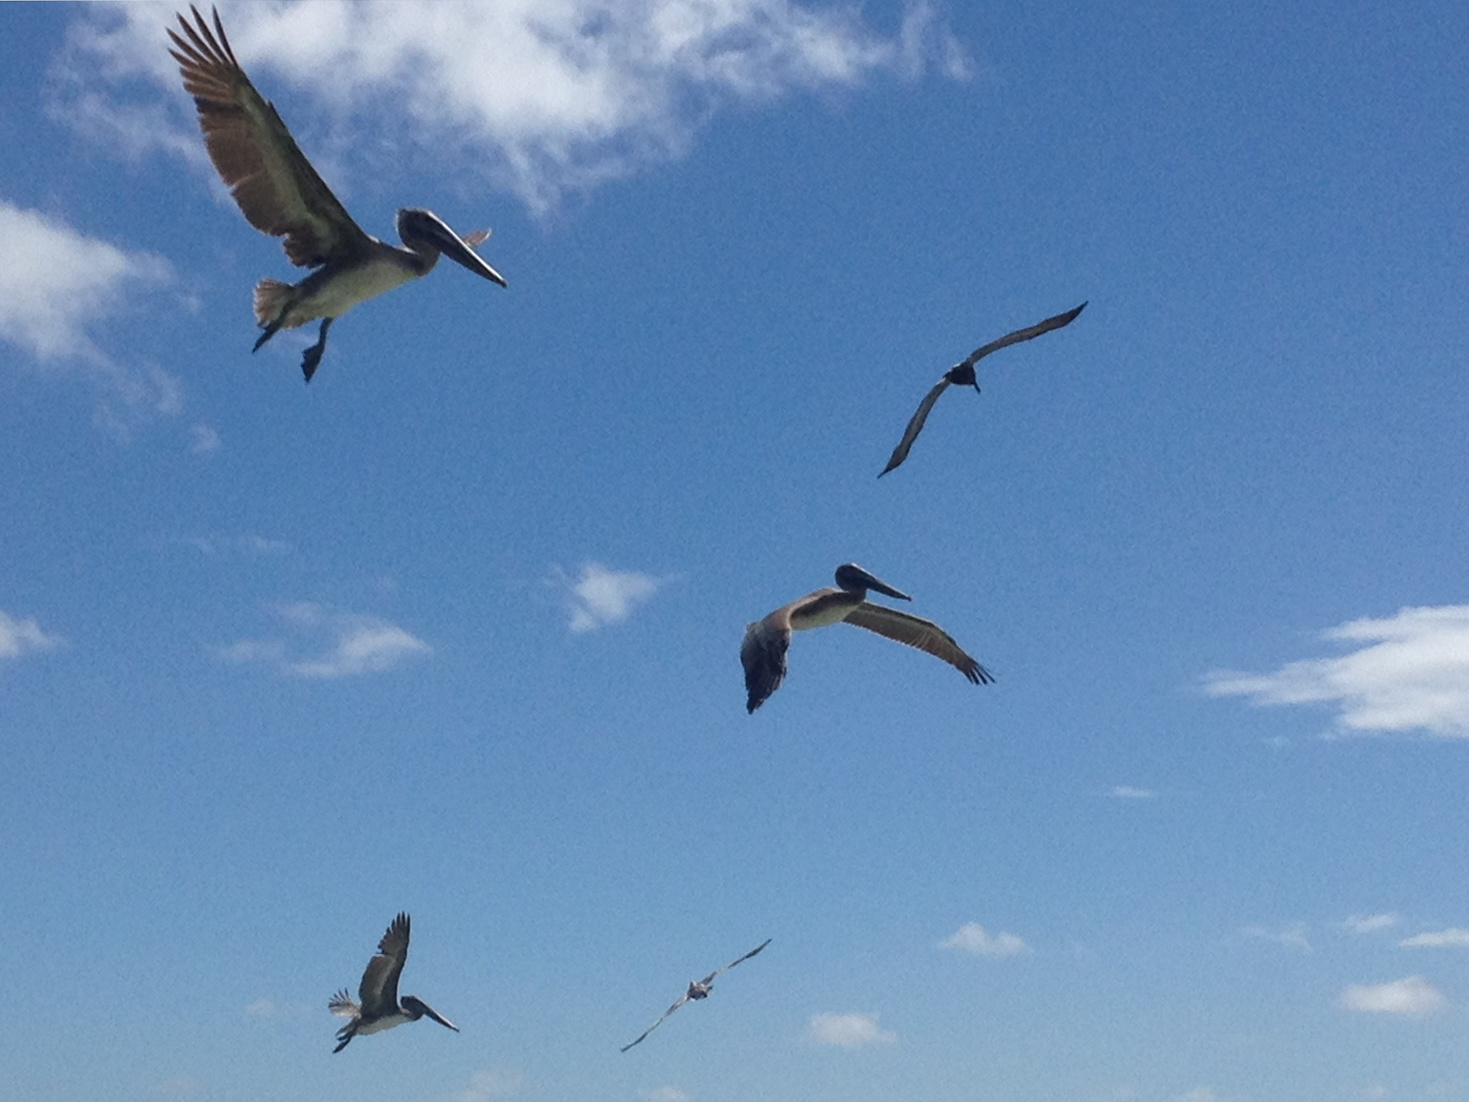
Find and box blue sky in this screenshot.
[3,1,1469,1100]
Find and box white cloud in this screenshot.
[940,922,1031,958]
[1241,922,1311,952]
[1343,912,1400,935]
[218,602,430,678]
[1204,605,1469,737]
[1400,928,1469,949]
[642,1090,690,1102]
[449,1069,525,1102]
[1338,975,1446,1015]
[0,198,171,363]
[68,1,968,213]
[0,611,63,660]
[807,1011,897,1047]
[1107,785,1156,799]
[557,561,664,633]
[243,998,276,1018]
[190,424,221,454]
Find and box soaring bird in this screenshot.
[621,939,772,1051]
[168,6,508,382]
[329,912,459,1053]
[879,301,1086,475]
[741,563,991,713]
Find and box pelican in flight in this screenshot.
[879,301,1086,476]
[168,6,508,382]
[621,939,772,1052]
[329,912,459,1053]
[742,564,992,713]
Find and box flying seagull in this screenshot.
[741,563,992,713]
[168,6,508,382]
[329,912,459,1053]
[879,301,1087,476]
[621,938,772,1051]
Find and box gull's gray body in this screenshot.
[621,939,772,1051]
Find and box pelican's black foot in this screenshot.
[253,323,280,353]
[300,317,333,383]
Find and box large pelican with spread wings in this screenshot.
[168,6,507,382]
[621,939,772,1051]
[329,913,459,1053]
[879,301,1086,476]
[741,564,992,713]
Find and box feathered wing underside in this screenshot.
[620,991,694,1051]
[168,5,371,268]
[741,619,791,713]
[843,603,993,684]
[880,377,952,476]
[702,937,772,983]
[879,301,1088,476]
[358,912,411,1013]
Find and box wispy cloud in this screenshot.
[66,1,968,213]
[642,1090,690,1102]
[1338,975,1446,1015]
[1399,928,1469,949]
[218,602,430,678]
[939,922,1031,958]
[807,1011,897,1047]
[189,424,221,454]
[1342,913,1400,935]
[243,998,276,1018]
[448,1069,525,1102]
[555,561,664,633]
[1107,785,1156,799]
[0,611,63,660]
[1241,922,1311,952]
[1204,605,1469,737]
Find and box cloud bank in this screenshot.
[1337,975,1445,1015]
[1399,928,1469,949]
[940,922,1031,957]
[69,0,969,212]
[1205,604,1469,737]
[807,1011,897,1047]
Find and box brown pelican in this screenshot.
[168,7,508,382]
[621,939,771,1051]
[879,301,1087,476]
[742,563,991,712]
[329,912,458,1053]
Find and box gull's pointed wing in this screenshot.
[954,301,1087,374]
[620,991,696,1052]
[879,376,953,476]
[879,301,1087,476]
[843,603,993,685]
[357,912,410,1016]
[168,5,372,268]
[699,938,773,985]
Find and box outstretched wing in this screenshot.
[358,912,411,1014]
[621,990,695,1052]
[843,603,993,684]
[741,618,791,714]
[879,301,1087,476]
[700,938,773,984]
[879,376,953,477]
[168,5,371,267]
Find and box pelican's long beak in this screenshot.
[400,208,508,288]
[405,995,460,1032]
[439,230,508,288]
[837,563,912,602]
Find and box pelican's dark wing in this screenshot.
[620,990,696,1052]
[741,617,792,713]
[169,5,372,267]
[357,912,411,1016]
[843,603,993,684]
[698,938,772,985]
[879,301,1087,476]
[879,375,953,477]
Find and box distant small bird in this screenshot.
[742,563,991,713]
[168,6,507,382]
[621,939,772,1051]
[329,912,458,1053]
[879,301,1087,476]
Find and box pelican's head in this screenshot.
[943,362,980,393]
[402,995,460,1033]
[396,208,508,288]
[834,563,911,601]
